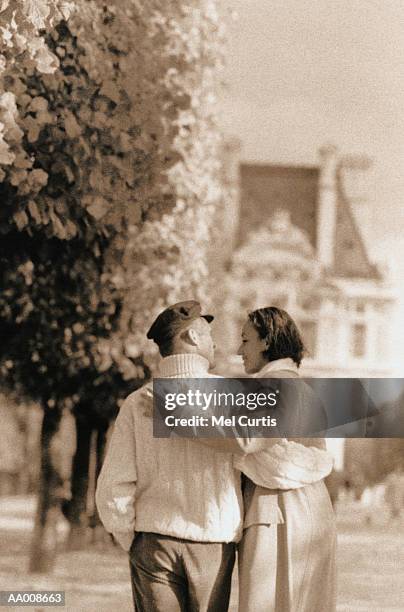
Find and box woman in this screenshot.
[236,306,337,612]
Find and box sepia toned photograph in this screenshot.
[0,1,403,611]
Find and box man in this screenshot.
[96,300,243,612]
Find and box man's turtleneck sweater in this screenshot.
[96,354,243,551]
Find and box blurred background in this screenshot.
[0,1,403,610]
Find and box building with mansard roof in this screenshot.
[218,145,397,378]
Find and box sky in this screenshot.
[218,0,404,275]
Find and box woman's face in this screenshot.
[237,319,268,374]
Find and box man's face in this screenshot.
[189,318,216,368]
[237,319,267,374]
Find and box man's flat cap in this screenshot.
[147,300,214,345]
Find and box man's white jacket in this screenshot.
[95,354,243,550]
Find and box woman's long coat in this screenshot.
[238,359,337,612]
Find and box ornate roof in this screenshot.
[232,210,321,288]
[238,162,380,280]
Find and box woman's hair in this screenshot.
[248,306,306,367]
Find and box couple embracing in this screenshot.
[96,300,336,611]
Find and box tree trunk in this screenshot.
[89,424,110,544]
[64,415,92,551]
[29,407,64,573]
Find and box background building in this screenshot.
[216,145,397,379]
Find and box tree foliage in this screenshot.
[0,0,225,417]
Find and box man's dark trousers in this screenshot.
[129,532,236,611]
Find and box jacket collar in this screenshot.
[254,357,299,378]
[156,353,210,378]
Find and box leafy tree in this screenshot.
[0,0,225,571]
